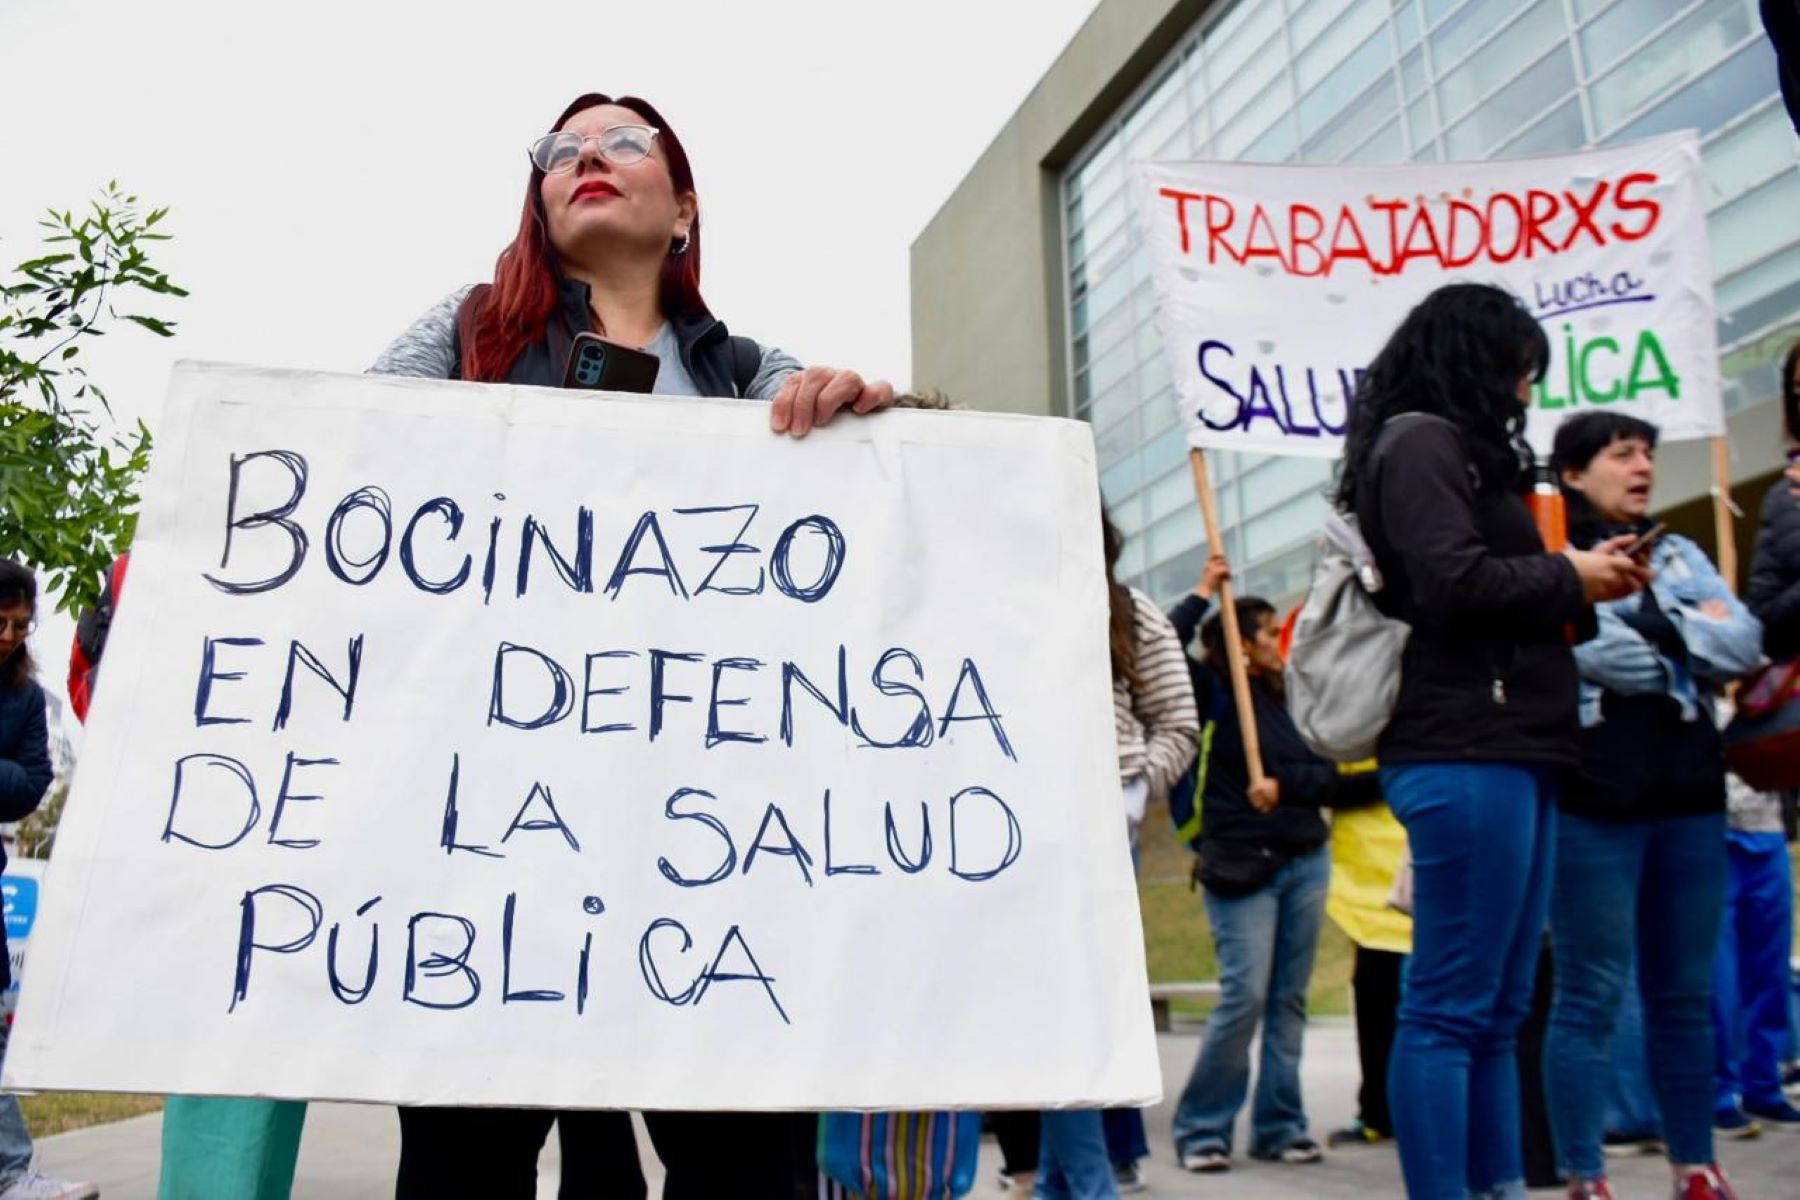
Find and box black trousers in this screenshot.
[989,1110,1041,1175]
[1517,942,1560,1191]
[395,1107,816,1200]
[1352,945,1404,1135]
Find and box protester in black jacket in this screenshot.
[0,562,51,984]
[1748,339,1800,660]
[1332,283,1648,1200]
[1169,595,1379,1174]
[0,559,99,1200]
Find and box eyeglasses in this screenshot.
[0,617,35,636]
[528,125,660,174]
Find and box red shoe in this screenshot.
[1675,1166,1739,1200]
[1568,1180,1615,1200]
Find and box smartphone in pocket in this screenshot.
[562,333,660,394]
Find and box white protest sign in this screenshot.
[1133,132,1721,458]
[7,363,1160,1110]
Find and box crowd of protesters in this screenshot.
[0,87,1796,1200]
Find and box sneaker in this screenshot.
[1179,1145,1231,1173]
[1254,1137,1324,1164]
[1674,1166,1739,1200]
[1112,1160,1148,1193]
[1566,1180,1616,1200]
[1602,1130,1666,1157]
[0,1172,100,1200]
[1743,1097,1800,1129]
[1713,1106,1763,1139]
[1327,1118,1390,1146]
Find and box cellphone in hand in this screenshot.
[1623,522,1669,561]
[562,333,660,394]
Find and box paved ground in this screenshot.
[33,1021,1796,1197]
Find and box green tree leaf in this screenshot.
[0,185,182,614]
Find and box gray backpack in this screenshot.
[1285,509,1410,763]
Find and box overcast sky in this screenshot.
[1,0,1101,699]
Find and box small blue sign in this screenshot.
[3,876,39,941]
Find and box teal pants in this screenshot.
[158,1097,306,1200]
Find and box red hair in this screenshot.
[462,93,707,383]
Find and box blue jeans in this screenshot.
[0,1018,34,1187]
[1382,763,1557,1200]
[1545,810,1725,1177]
[1034,1109,1117,1200]
[1601,954,1662,1138]
[1172,844,1329,1158]
[1713,831,1794,1112]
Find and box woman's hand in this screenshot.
[1249,777,1280,813]
[1194,554,1231,601]
[1563,535,1653,603]
[769,367,896,437]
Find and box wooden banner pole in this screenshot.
[1712,436,1737,594]
[1187,449,1266,789]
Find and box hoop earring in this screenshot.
[670,232,691,256]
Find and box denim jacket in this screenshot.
[1574,533,1762,727]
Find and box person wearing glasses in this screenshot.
[0,560,99,1200]
[371,92,892,433]
[369,93,894,1200]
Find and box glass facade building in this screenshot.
[1064,0,1799,608]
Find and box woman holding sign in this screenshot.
[370,94,892,430]
[1334,283,1648,1200]
[369,92,894,1200]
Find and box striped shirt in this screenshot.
[1114,588,1200,803]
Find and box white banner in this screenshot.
[1133,132,1722,458]
[6,363,1159,1110]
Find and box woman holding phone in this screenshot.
[369,91,896,1200]
[1334,284,1648,1200]
[1543,412,1762,1200]
[371,93,892,431]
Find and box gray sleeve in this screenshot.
[745,343,803,400]
[368,285,475,378]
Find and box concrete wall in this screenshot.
[909,0,1213,417]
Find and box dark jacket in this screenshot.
[460,278,762,396]
[1748,483,1800,661]
[0,678,52,989]
[1193,665,1381,858]
[1355,417,1589,767]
